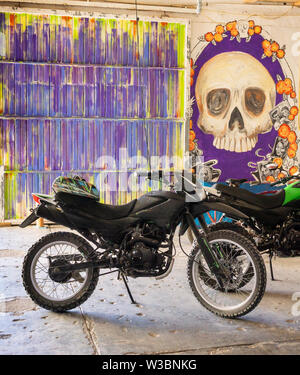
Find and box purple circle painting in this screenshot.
[190,25,295,183]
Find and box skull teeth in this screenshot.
[224,137,230,151]
[213,136,258,153]
[213,137,220,149]
[251,137,257,148]
[236,139,242,153]
[220,137,225,150]
[246,138,252,152]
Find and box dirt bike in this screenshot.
[20,172,266,318]
[191,172,300,280]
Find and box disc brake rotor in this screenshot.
[220,258,244,290]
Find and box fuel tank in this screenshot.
[283,181,300,207]
[32,190,185,239]
[130,191,185,230]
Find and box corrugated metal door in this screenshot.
[0,12,186,220]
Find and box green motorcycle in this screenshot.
[196,173,300,279]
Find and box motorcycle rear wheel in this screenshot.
[22,232,99,312]
[187,229,266,318]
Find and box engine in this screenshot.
[285,227,300,254]
[121,224,169,276]
[127,242,162,269]
[275,221,300,256]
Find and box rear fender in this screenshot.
[35,203,74,228]
[19,210,39,228]
[19,194,56,228]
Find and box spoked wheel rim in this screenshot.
[30,241,92,302]
[192,238,257,312]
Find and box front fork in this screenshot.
[185,210,229,287]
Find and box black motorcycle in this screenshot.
[194,173,300,280]
[20,173,266,318]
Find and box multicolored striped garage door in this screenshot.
[0,12,186,220]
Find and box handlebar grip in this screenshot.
[134,171,163,179]
[270,177,290,186]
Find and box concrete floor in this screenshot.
[0,225,300,355]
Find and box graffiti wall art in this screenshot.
[0,12,186,219]
[189,19,299,183]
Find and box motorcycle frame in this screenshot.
[30,203,229,286]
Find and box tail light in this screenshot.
[32,194,41,205]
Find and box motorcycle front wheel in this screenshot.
[187,229,266,318]
[22,232,99,312]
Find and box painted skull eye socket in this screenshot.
[245,88,266,115]
[206,89,230,116]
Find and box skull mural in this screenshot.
[195,52,276,153]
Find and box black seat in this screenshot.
[215,183,285,209]
[55,192,137,220]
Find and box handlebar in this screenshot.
[270,174,300,186]
[134,170,172,186]
[133,170,203,197]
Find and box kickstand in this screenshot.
[269,251,275,281]
[119,271,137,304]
